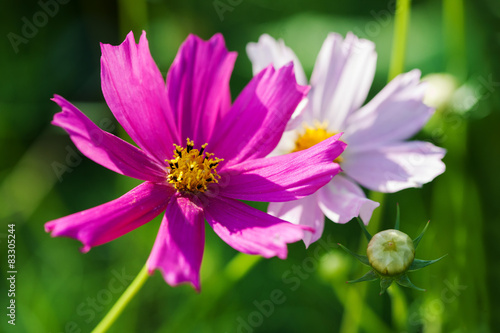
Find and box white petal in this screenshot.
[344,70,433,150]
[246,34,308,85]
[268,194,324,248]
[342,141,446,193]
[317,175,380,224]
[306,32,377,130]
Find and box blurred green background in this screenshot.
[1,0,499,332]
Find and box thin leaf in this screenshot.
[380,278,393,295]
[413,221,430,249]
[347,270,379,284]
[396,274,426,291]
[357,217,372,241]
[337,243,371,266]
[408,255,447,272]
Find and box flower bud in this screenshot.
[338,205,446,294]
[367,229,415,276]
[422,73,459,111]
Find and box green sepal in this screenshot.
[337,243,371,266]
[413,221,430,249]
[408,254,447,272]
[395,274,426,292]
[356,217,372,241]
[379,278,393,295]
[394,203,400,230]
[347,270,379,284]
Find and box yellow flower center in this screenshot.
[166,139,223,193]
[292,123,343,163]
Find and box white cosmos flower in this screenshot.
[246,32,446,247]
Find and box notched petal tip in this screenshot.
[100,30,137,52]
[149,265,202,292]
[344,31,376,49]
[270,62,311,96]
[44,222,54,233]
[209,32,226,46]
[51,94,65,104]
[79,244,91,253]
[165,271,201,292]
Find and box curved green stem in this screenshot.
[92,264,150,333]
[388,0,412,81]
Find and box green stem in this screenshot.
[92,264,150,333]
[388,0,412,81]
[387,283,408,331]
[443,0,466,79]
[330,280,392,333]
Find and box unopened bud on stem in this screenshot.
[367,229,415,276]
[338,204,446,294]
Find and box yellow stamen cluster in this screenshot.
[293,122,343,163]
[166,139,223,193]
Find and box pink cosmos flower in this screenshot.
[45,32,346,290]
[247,33,446,247]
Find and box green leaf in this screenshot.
[395,274,426,291]
[380,278,393,295]
[413,221,430,249]
[408,255,447,272]
[337,243,371,266]
[347,270,379,284]
[357,217,372,241]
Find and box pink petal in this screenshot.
[342,141,446,192]
[344,70,433,150]
[101,31,179,164]
[268,194,324,248]
[218,134,346,202]
[246,34,308,85]
[208,64,309,165]
[204,196,309,259]
[167,34,237,145]
[306,32,377,130]
[146,195,205,291]
[51,95,167,182]
[45,182,173,252]
[317,175,379,224]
